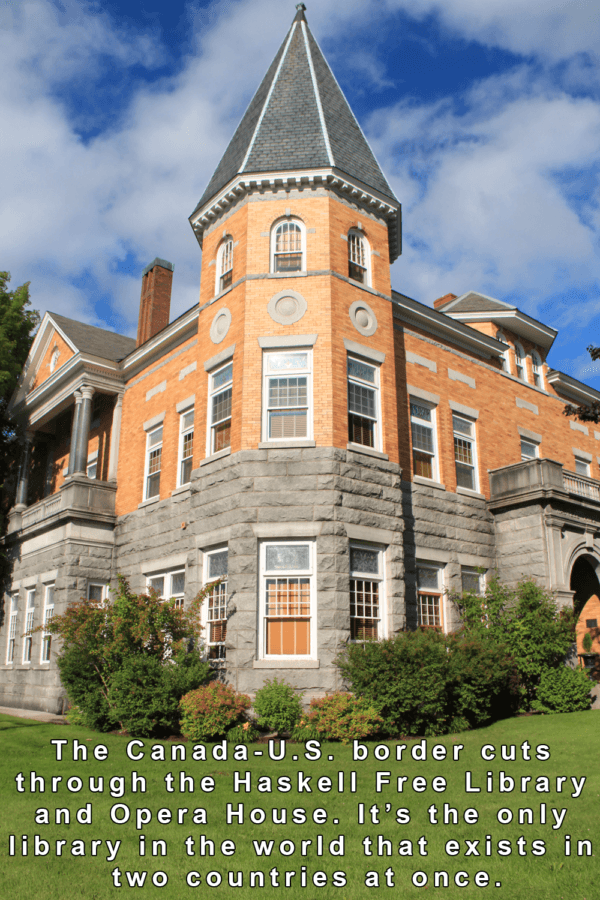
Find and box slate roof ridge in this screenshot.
[48,312,137,361]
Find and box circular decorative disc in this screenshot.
[349,299,378,337]
[267,289,307,325]
[209,307,232,344]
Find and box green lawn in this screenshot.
[0,711,598,898]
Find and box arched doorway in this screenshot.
[570,555,600,660]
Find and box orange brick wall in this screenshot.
[33,330,74,390]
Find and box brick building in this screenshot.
[3,4,600,713]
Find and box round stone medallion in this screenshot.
[267,289,307,326]
[349,299,378,337]
[210,307,232,344]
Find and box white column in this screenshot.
[107,393,123,482]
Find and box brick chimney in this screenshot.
[433,292,457,310]
[136,258,174,347]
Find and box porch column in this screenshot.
[68,390,83,475]
[107,393,123,482]
[14,431,34,509]
[72,385,95,474]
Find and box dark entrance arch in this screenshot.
[570,556,600,617]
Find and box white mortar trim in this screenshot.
[570,420,589,435]
[143,411,166,431]
[179,361,197,381]
[140,553,189,575]
[258,334,317,348]
[301,21,334,167]
[253,523,322,538]
[204,344,235,373]
[176,395,195,414]
[515,397,539,414]
[253,659,320,668]
[415,547,450,563]
[345,523,396,544]
[406,350,436,372]
[196,526,233,549]
[573,448,593,462]
[343,339,385,364]
[449,400,479,420]
[517,426,543,443]
[448,368,475,388]
[407,385,440,405]
[146,380,167,402]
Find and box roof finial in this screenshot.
[295,3,307,21]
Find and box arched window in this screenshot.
[531,350,543,388]
[50,347,59,373]
[348,230,370,286]
[514,342,527,381]
[216,236,233,294]
[271,219,304,273]
[496,331,509,372]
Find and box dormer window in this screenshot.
[496,331,509,372]
[216,237,233,294]
[531,351,543,388]
[348,231,370,286]
[514,342,527,382]
[271,220,303,273]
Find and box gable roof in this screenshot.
[191,6,397,216]
[437,291,514,314]
[49,313,136,361]
[437,291,558,351]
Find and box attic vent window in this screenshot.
[50,347,59,373]
[272,221,303,273]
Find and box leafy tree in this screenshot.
[38,575,213,735]
[0,272,40,532]
[563,345,600,423]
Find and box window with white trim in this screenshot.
[23,589,35,663]
[417,563,444,628]
[87,451,97,479]
[574,456,591,477]
[453,414,478,491]
[6,595,18,664]
[148,570,186,609]
[350,544,384,640]
[520,438,538,461]
[348,231,370,285]
[204,548,228,662]
[496,331,510,372]
[178,408,195,485]
[41,585,55,662]
[514,342,527,382]
[531,351,543,388]
[461,567,484,595]
[410,399,437,479]
[348,356,380,449]
[208,363,232,453]
[271,219,304,273]
[216,237,233,294]
[87,582,108,605]
[144,425,163,500]
[259,541,315,658]
[263,351,311,441]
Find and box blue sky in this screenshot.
[2,0,600,383]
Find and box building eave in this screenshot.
[444,308,557,351]
[121,304,200,378]
[546,369,600,407]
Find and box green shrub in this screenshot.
[180,682,251,740]
[531,666,592,714]
[253,678,302,734]
[226,723,260,744]
[293,692,383,743]
[448,634,520,730]
[582,631,593,653]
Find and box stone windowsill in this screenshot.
[267,271,308,279]
[456,486,486,500]
[347,443,389,461]
[137,496,160,510]
[258,440,316,449]
[253,659,320,669]
[171,484,192,497]
[413,476,446,491]
[200,447,232,466]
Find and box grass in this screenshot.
[0,711,598,898]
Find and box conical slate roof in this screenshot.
[191,5,397,216]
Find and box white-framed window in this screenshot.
[144,425,163,500]
[271,219,304,273]
[6,595,18,664]
[514,342,527,382]
[531,351,543,388]
[178,407,195,485]
[147,570,186,609]
[348,230,370,286]
[453,413,478,491]
[87,451,98,480]
[23,589,35,664]
[461,566,484,595]
[259,541,315,659]
[41,585,55,662]
[263,350,311,441]
[208,363,233,454]
[350,543,384,641]
[496,331,510,372]
[216,236,233,295]
[520,438,539,461]
[575,456,591,477]
[348,356,380,450]
[87,582,108,605]
[410,399,437,480]
[417,563,444,628]
[203,547,228,662]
